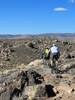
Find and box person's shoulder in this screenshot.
[50,46,53,49]
[55,46,58,48]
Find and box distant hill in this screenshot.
[0,34,22,39]
[37,33,75,37]
[0,33,75,39]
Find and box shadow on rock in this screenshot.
[10,70,44,100]
[45,84,56,97]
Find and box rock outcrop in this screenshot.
[0,58,75,100]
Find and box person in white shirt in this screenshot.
[50,43,60,66]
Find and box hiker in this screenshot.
[44,47,50,60]
[50,43,60,66]
[41,47,50,65]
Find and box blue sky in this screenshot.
[0,0,75,35]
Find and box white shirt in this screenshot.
[50,46,59,54]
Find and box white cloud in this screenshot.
[53,7,68,12]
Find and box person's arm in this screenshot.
[57,47,60,56]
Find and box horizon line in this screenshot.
[0,32,75,35]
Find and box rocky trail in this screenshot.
[0,59,75,100]
[0,37,75,100]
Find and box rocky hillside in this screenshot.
[0,59,75,100]
[0,36,75,69]
[0,36,75,100]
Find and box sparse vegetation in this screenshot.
[0,36,75,100]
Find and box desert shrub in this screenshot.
[2,42,8,48]
[10,49,15,53]
[9,44,13,47]
[63,41,69,45]
[28,42,34,48]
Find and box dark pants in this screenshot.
[51,52,60,61]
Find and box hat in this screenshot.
[53,43,56,46]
